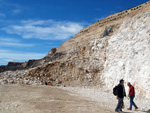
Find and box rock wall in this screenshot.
[26,38,107,87]
[102,11,150,98]
[26,5,150,98]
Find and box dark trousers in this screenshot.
[130,95,137,110]
[115,98,123,111]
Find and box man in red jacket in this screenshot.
[127,82,138,111]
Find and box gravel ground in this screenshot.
[0,85,149,113]
[0,85,115,113]
[61,87,150,113]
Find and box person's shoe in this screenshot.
[115,109,121,112]
[127,108,131,110]
[134,107,138,111]
[119,110,123,113]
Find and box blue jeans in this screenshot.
[130,95,137,110]
[115,98,123,112]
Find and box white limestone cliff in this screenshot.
[101,11,150,98]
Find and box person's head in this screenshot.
[120,79,124,85]
[127,82,131,87]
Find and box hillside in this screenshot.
[0,1,150,99]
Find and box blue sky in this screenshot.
[0,0,148,65]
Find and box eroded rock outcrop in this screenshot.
[0,48,64,73]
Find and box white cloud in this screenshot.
[3,59,13,62]
[0,49,46,65]
[0,37,34,47]
[0,51,45,60]
[0,38,19,42]
[0,42,33,47]
[3,20,85,40]
[0,49,8,52]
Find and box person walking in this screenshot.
[115,79,126,112]
[127,82,138,111]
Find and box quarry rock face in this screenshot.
[102,11,150,98]
[0,2,150,98]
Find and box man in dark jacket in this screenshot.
[127,82,138,111]
[115,79,126,112]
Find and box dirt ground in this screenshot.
[0,85,114,113]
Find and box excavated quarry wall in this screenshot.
[28,3,150,98]
[102,11,150,98]
[25,9,150,98]
[0,2,150,98]
[58,1,149,52]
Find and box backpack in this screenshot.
[113,85,118,96]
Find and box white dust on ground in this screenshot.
[61,87,150,113]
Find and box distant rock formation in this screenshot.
[0,48,64,73]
